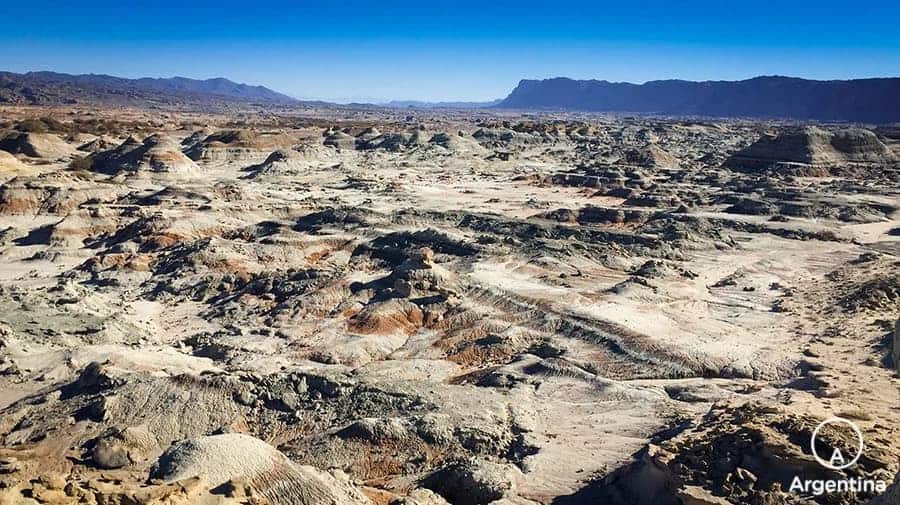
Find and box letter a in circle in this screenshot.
[829,448,846,467]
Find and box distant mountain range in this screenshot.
[381,99,502,109]
[497,76,900,123]
[5,71,900,122]
[0,71,297,106]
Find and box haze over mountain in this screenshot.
[0,71,297,106]
[381,99,503,109]
[497,75,900,123]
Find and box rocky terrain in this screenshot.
[0,105,898,504]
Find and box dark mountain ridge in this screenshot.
[0,71,297,106]
[497,75,900,123]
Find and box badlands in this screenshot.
[0,106,898,505]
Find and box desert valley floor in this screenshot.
[0,106,898,504]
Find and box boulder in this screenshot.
[422,459,514,505]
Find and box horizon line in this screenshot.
[6,69,900,104]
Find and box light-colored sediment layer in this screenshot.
[0,107,898,504]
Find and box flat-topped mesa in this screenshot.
[725,126,898,175]
[497,76,900,122]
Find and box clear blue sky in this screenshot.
[2,0,899,102]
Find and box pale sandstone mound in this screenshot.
[351,128,447,152]
[150,434,371,505]
[352,128,432,152]
[0,151,35,179]
[0,131,76,159]
[23,208,121,248]
[361,132,413,151]
[244,148,330,178]
[472,127,542,148]
[247,149,299,169]
[91,134,198,175]
[726,126,898,174]
[622,144,679,168]
[348,298,425,336]
[186,129,297,163]
[428,132,486,153]
[0,173,122,215]
[0,178,42,215]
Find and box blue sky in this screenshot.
[2,0,899,102]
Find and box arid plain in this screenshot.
[0,104,899,505]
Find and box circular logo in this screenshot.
[810,417,864,470]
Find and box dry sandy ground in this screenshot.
[0,107,898,504]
